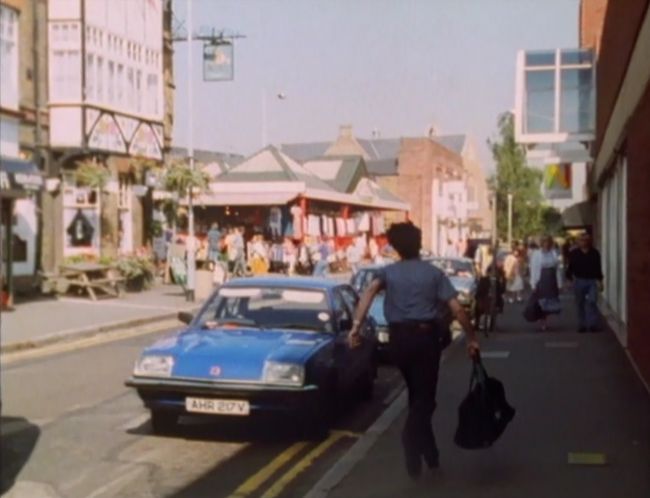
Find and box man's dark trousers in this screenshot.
[388,322,442,469]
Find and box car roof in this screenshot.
[224,275,341,290]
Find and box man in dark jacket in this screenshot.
[565,233,604,332]
[348,223,480,479]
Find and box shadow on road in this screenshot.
[0,416,40,495]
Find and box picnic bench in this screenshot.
[42,263,125,301]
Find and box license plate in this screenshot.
[185,397,250,416]
[378,331,390,344]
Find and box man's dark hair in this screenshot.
[386,222,421,260]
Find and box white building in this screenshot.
[47,0,166,259]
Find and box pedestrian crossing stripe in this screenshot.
[567,452,607,465]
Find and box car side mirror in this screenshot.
[178,311,194,325]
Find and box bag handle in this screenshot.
[468,354,487,392]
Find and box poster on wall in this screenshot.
[129,124,163,160]
[544,163,572,199]
[203,42,234,81]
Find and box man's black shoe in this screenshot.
[589,327,600,333]
[424,454,439,470]
[404,451,422,480]
[578,327,587,333]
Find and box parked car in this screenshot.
[350,264,385,294]
[125,276,377,438]
[426,257,478,314]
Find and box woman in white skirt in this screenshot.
[504,248,525,303]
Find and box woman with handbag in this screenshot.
[529,235,562,331]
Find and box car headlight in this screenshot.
[263,361,305,386]
[377,326,390,344]
[134,355,174,377]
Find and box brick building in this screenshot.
[581,0,650,387]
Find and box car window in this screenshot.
[339,286,359,311]
[332,290,353,330]
[197,286,334,333]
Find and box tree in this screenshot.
[489,112,546,242]
[159,158,211,228]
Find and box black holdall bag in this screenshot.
[454,356,516,449]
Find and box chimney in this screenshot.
[339,125,354,139]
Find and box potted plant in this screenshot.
[116,254,155,292]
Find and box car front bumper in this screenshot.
[125,376,320,416]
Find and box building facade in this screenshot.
[581,0,650,387]
[281,126,491,255]
[42,0,171,269]
[1,0,47,302]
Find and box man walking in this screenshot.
[348,222,480,479]
[565,233,604,332]
[207,223,222,264]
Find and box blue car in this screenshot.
[125,277,377,438]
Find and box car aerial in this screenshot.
[426,257,478,314]
[125,276,377,438]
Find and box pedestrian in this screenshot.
[283,237,297,275]
[346,239,362,274]
[565,233,604,332]
[347,222,480,479]
[504,245,524,303]
[529,235,562,331]
[206,223,222,264]
[312,237,330,277]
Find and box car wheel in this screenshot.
[150,410,178,435]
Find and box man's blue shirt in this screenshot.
[377,259,457,323]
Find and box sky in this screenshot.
[171,0,580,172]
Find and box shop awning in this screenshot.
[190,191,299,206]
[562,200,595,228]
[0,157,44,196]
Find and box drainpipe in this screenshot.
[32,0,45,281]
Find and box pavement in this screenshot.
[0,283,197,353]
[0,271,353,353]
[311,296,650,498]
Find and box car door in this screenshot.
[331,288,361,389]
[340,285,375,366]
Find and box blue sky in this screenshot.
[172,0,579,171]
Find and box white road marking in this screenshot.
[119,412,151,431]
[481,350,511,359]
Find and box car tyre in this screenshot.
[150,410,178,435]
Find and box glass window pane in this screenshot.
[561,49,593,65]
[525,70,555,133]
[525,51,555,67]
[560,68,594,133]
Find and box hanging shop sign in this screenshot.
[544,163,572,199]
[203,41,234,81]
[0,157,44,194]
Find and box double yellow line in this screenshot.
[228,430,359,498]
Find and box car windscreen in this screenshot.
[196,286,333,333]
[430,259,475,278]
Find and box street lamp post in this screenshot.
[185,0,196,302]
[507,192,514,247]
